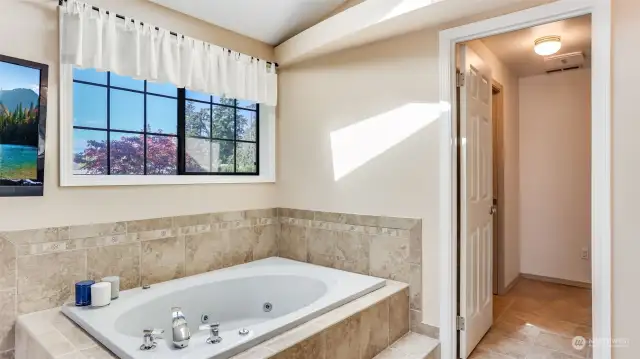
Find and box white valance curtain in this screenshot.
[59,0,278,106]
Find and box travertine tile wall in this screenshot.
[0,206,436,358]
[0,208,278,358]
[276,208,436,338]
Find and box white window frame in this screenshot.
[58,64,276,187]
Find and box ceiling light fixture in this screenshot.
[534,35,562,56]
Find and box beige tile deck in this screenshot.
[470,278,592,359]
[373,332,439,359]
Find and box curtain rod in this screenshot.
[58,0,278,68]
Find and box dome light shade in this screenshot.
[534,36,561,56]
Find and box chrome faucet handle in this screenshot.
[140,328,164,350]
[199,323,222,344]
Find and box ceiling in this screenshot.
[480,15,592,77]
[149,0,348,45]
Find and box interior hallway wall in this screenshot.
[467,40,521,290]
[518,69,591,284]
[276,29,442,326]
[0,0,277,231]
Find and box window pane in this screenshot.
[73,68,107,84]
[110,73,144,91]
[73,83,107,128]
[236,109,257,141]
[73,129,107,175]
[186,89,210,102]
[147,135,177,175]
[110,132,144,175]
[237,99,257,110]
[213,96,234,106]
[211,140,234,172]
[110,89,144,132]
[211,104,235,140]
[147,95,177,135]
[185,101,210,137]
[236,142,257,173]
[185,137,211,172]
[147,81,177,97]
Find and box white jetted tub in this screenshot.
[62,257,386,359]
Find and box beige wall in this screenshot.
[0,0,276,231]
[612,0,639,357]
[518,69,591,284]
[277,29,442,325]
[467,40,521,290]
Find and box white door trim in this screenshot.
[438,1,611,359]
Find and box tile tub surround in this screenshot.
[15,280,415,359]
[1,206,436,355]
[276,208,435,338]
[0,209,278,355]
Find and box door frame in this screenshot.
[438,1,611,359]
[491,81,504,296]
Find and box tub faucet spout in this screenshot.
[171,307,191,348]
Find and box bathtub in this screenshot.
[62,257,386,359]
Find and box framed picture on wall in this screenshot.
[0,55,48,197]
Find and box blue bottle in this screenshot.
[75,280,95,306]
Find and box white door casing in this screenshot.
[438,2,611,359]
[459,44,493,359]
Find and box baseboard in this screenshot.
[520,273,592,289]
[499,274,521,295]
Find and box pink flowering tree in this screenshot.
[74,133,204,174]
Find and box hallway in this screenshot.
[470,279,592,359]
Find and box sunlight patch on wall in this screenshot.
[330,102,445,181]
[381,0,441,21]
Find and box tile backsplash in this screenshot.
[276,208,435,338]
[0,207,434,357]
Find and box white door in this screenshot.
[459,44,494,359]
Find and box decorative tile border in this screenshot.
[278,208,419,230]
[4,216,277,257]
[279,217,411,238]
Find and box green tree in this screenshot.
[184,101,210,137]
[185,98,256,173]
[0,102,38,146]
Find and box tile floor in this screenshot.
[469,278,592,359]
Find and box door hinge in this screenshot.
[456,72,465,87]
[456,316,466,331]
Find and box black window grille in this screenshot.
[71,68,259,176]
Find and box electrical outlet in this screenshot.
[581,247,589,260]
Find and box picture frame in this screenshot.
[0,54,48,197]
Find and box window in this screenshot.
[71,68,258,177]
[183,91,258,174]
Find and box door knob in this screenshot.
[489,205,497,215]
